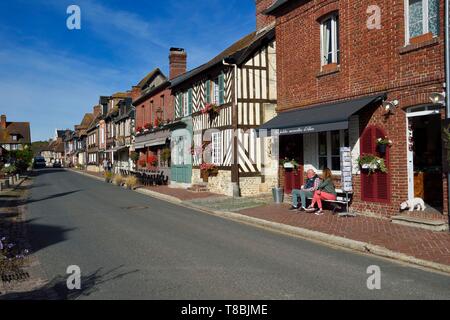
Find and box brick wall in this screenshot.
[272,0,446,216]
[275,0,444,111]
[135,88,174,129]
[256,0,276,31]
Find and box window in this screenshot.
[100,128,105,144]
[211,132,222,165]
[317,130,349,171]
[173,136,186,165]
[320,14,340,66]
[406,0,439,42]
[182,91,189,116]
[11,135,17,141]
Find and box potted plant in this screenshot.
[147,154,158,167]
[160,147,171,166]
[358,154,387,175]
[130,151,139,164]
[376,136,392,155]
[104,171,113,183]
[201,103,219,118]
[113,174,124,186]
[124,176,138,190]
[280,158,300,170]
[200,163,218,182]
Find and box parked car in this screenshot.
[53,161,62,168]
[33,157,46,169]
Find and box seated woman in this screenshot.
[305,168,337,215]
[289,169,321,211]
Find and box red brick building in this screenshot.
[261,0,446,219]
[132,48,186,177]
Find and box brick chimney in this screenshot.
[131,86,141,101]
[1,115,6,129]
[169,48,187,80]
[256,0,276,32]
[93,105,102,117]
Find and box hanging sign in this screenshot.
[340,147,353,192]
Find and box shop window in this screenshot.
[405,0,439,43]
[360,126,391,203]
[317,130,348,171]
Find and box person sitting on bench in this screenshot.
[289,169,321,212]
[305,168,337,215]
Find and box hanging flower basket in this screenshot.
[358,154,387,175]
[201,103,219,118]
[376,136,392,155]
[280,158,300,171]
[200,163,218,181]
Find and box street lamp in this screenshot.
[429,92,446,105]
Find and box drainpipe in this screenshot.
[223,58,241,197]
[445,0,450,230]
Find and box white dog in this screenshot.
[400,198,426,212]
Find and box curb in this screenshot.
[68,168,450,275]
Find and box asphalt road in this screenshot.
[24,169,450,299]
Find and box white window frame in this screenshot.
[317,130,348,175]
[100,128,105,144]
[11,135,17,141]
[211,132,222,165]
[182,91,189,117]
[320,13,339,66]
[405,0,439,44]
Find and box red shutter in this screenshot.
[374,127,390,202]
[360,126,391,203]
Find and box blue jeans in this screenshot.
[292,189,314,208]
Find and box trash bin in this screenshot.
[272,187,284,204]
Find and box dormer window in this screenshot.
[11,135,18,141]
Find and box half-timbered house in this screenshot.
[170,25,277,196]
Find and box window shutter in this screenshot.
[374,127,390,202]
[177,94,182,118]
[205,80,211,103]
[219,73,225,105]
[360,126,390,203]
[188,89,193,115]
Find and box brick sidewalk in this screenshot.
[73,169,218,201]
[238,203,450,266]
[142,186,218,201]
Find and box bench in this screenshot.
[305,189,353,213]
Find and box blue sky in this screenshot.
[0,0,255,141]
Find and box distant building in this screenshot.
[0,114,31,151]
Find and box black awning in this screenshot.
[258,93,386,135]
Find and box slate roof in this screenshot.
[170,26,275,88]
